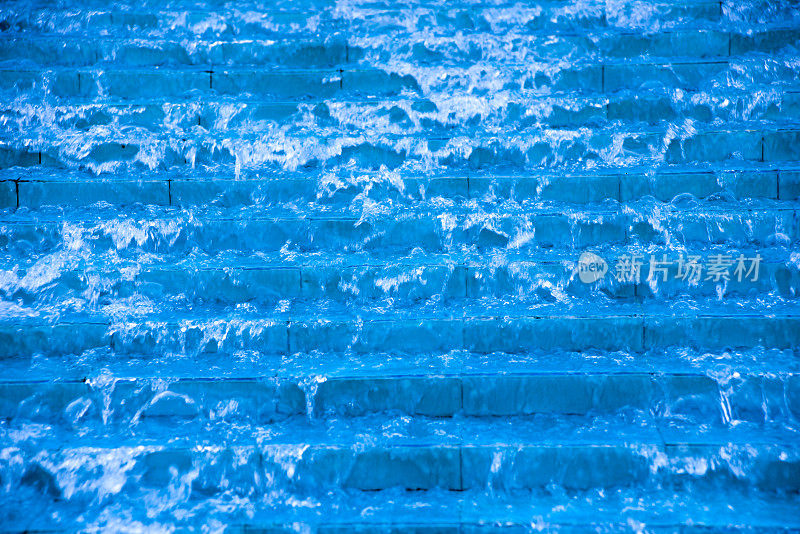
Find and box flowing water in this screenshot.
[0,0,799,531]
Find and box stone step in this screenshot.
[0,1,728,39]
[0,67,421,100]
[2,29,798,67]
[5,485,799,532]
[0,205,795,256]
[1,311,799,359]
[352,1,729,33]
[5,486,800,532]
[0,416,797,500]
[359,29,800,63]
[1,247,797,310]
[2,166,798,209]
[0,37,354,69]
[2,58,798,100]
[4,342,797,379]
[2,126,799,174]
[5,89,800,133]
[2,353,798,422]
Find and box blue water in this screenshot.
[1,0,800,531]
